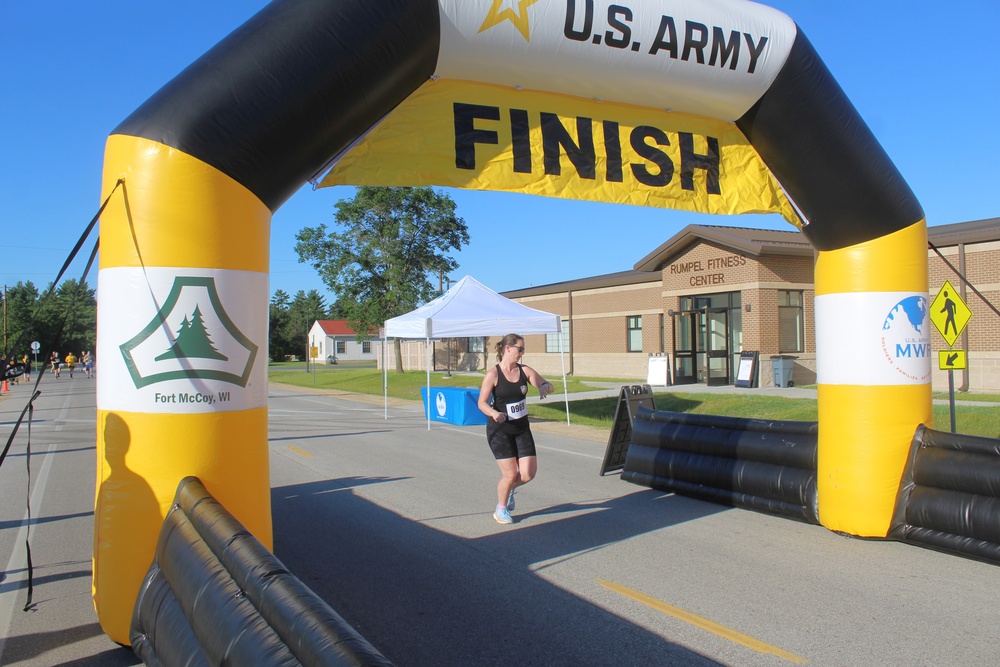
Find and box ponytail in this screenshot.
[495,333,522,362]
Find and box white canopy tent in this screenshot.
[382,275,569,429]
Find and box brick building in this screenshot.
[500,218,999,391]
[925,218,1000,391]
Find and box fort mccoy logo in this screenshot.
[119,276,258,395]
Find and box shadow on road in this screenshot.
[272,477,726,667]
[0,623,138,666]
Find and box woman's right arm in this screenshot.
[478,369,506,422]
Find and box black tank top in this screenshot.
[491,364,529,426]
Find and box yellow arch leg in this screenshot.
[815,221,932,536]
[94,135,272,643]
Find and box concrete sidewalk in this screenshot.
[534,380,997,407]
[526,380,818,408]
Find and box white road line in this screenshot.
[0,392,73,661]
[536,445,601,460]
[0,444,60,661]
[0,418,97,429]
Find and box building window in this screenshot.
[362,341,371,354]
[546,319,570,353]
[627,315,643,352]
[778,291,804,353]
[336,341,346,354]
[467,337,485,353]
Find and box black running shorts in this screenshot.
[486,420,536,460]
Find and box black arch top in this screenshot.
[737,28,924,251]
[113,0,440,211]
[114,1,922,252]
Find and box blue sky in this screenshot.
[3,1,998,303]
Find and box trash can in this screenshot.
[770,355,797,388]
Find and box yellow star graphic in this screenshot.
[478,0,539,42]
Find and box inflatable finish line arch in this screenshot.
[95,0,929,642]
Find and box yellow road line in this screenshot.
[287,446,313,458]
[597,579,808,664]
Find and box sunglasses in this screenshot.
[510,345,525,353]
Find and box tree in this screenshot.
[269,289,292,361]
[21,278,96,359]
[289,290,328,361]
[295,186,469,372]
[52,279,97,355]
[268,289,332,362]
[3,281,40,357]
[1,279,96,367]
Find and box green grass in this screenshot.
[268,364,1000,438]
[930,406,1000,438]
[932,391,1000,403]
[530,393,822,427]
[267,364,620,401]
[533,395,999,437]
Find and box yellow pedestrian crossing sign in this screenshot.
[929,280,972,347]
[939,349,967,371]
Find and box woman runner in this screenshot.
[477,333,554,525]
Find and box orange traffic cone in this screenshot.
[1,380,8,393]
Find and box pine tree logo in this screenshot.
[154,306,229,362]
[120,276,257,388]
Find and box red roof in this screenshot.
[315,320,357,335]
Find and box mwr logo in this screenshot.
[880,295,930,382]
[436,391,448,417]
[120,276,258,389]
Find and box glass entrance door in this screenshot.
[704,308,730,386]
[672,311,696,384]
[671,306,732,385]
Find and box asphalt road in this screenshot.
[2,377,1000,666]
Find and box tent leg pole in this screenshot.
[426,338,431,430]
[383,337,388,420]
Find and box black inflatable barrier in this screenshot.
[889,425,1000,565]
[599,385,656,476]
[131,476,393,666]
[621,407,820,524]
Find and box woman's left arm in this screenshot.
[523,366,554,399]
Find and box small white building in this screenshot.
[308,320,377,364]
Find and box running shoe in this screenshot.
[493,506,513,524]
[507,489,515,512]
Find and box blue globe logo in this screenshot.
[880,295,930,381]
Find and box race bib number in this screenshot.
[506,398,527,419]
